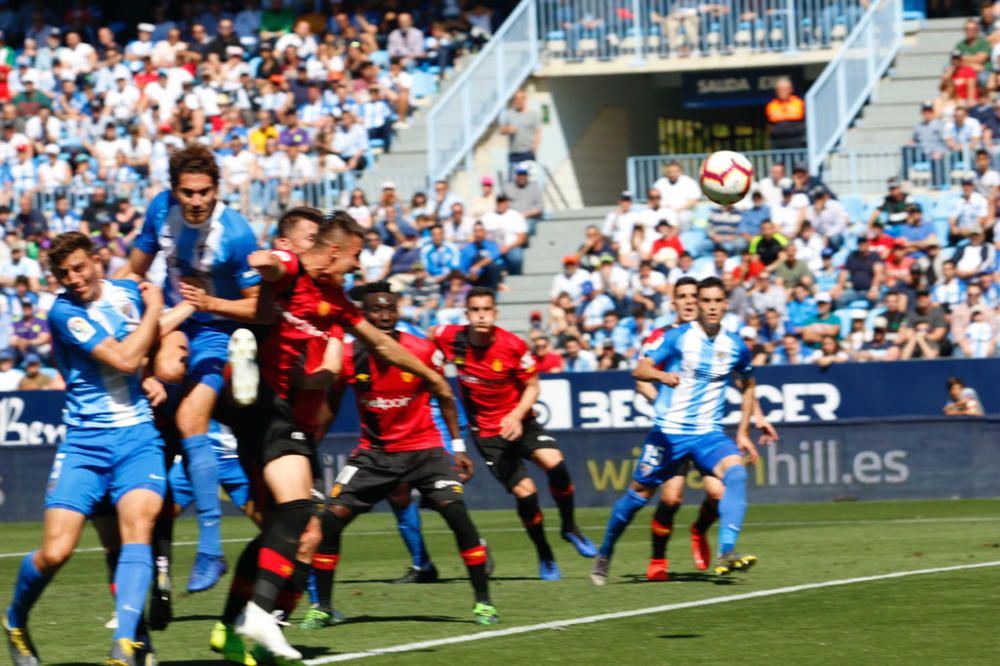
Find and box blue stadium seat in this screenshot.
[410,71,438,99]
[931,193,960,220]
[939,246,957,261]
[864,306,887,333]
[840,195,866,222]
[833,308,864,339]
[933,218,950,244]
[369,50,390,69]
[848,299,871,310]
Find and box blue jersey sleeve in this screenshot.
[732,335,755,380]
[134,191,171,255]
[49,298,111,354]
[224,216,263,290]
[641,324,683,366]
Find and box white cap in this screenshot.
[226,45,244,57]
[739,326,757,340]
[382,181,396,189]
[138,23,155,33]
[44,144,59,155]
[815,292,833,304]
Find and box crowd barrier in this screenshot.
[1,416,997,521]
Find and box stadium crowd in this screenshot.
[538,158,1000,373]
[0,1,526,389]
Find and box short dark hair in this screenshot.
[466,286,496,305]
[169,143,220,188]
[348,280,394,303]
[277,206,324,239]
[697,276,727,295]
[947,376,964,389]
[317,209,365,246]
[49,231,95,272]
[675,276,699,290]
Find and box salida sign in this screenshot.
[681,68,805,109]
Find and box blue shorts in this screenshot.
[633,430,740,489]
[168,453,250,509]
[180,321,233,393]
[45,421,166,515]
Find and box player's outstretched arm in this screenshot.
[633,357,680,387]
[179,282,261,323]
[350,319,454,402]
[90,283,164,374]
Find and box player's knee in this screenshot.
[512,476,537,498]
[176,401,210,438]
[515,493,543,526]
[629,481,655,499]
[38,541,74,571]
[659,486,683,506]
[273,499,315,546]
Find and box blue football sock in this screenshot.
[306,572,320,606]
[391,501,431,570]
[113,544,153,641]
[598,489,648,558]
[182,435,223,557]
[718,465,749,556]
[6,552,51,629]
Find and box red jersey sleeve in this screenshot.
[329,286,364,328]
[340,339,355,383]
[270,250,301,293]
[513,335,537,383]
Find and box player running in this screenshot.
[216,211,456,663]
[306,281,499,628]
[4,232,167,666]
[123,144,262,593]
[433,288,596,581]
[592,277,760,586]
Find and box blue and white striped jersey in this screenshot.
[134,191,261,323]
[641,321,753,435]
[49,279,153,428]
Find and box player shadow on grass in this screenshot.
[620,572,737,585]
[339,613,468,625]
[337,575,539,584]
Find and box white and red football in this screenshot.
[699,150,754,205]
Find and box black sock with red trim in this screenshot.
[253,500,313,613]
[438,501,489,604]
[222,536,261,625]
[516,493,553,561]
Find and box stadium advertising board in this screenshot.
[681,68,806,109]
[1,359,997,445]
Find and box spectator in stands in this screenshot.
[360,229,394,284]
[884,239,917,293]
[399,263,439,328]
[945,106,983,152]
[578,281,615,333]
[14,193,47,240]
[591,255,630,308]
[652,161,701,230]
[469,176,497,220]
[602,190,641,253]
[902,289,948,354]
[896,204,939,254]
[740,190,770,239]
[854,317,900,362]
[706,203,743,254]
[950,177,990,245]
[437,271,472,325]
[649,3,699,56]
[332,110,369,171]
[649,220,684,272]
[501,89,541,166]
[460,221,503,291]
[550,254,590,303]
[766,77,806,149]
[793,221,826,272]
[799,292,841,348]
[771,332,807,365]
[10,300,50,359]
[898,319,941,360]
[749,220,788,268]
[933,259,966,306]
[0,348,26,390]
[955,19,992,87]
[638,187,679,235]
[910,101,948,185]
[980,271,1000,307]
[18,353,60,391]
[614,303,654,357]
[562,336,597,373]
[972,148,1000,200]
[387,12,424,65]
[979,98,1000,145]
[953,227,996,279]
[596,340,628,371]
[748,270,786,317]
[773,243,814,291]
[943,376,985,415]
[482,193,528,275]
[868,177,910,228]
[809,335,849,367]
[786,283,817,334]
[441,202,474,246]
[577,224,615,272]
[791,163,835,199]
[960,305,997,358]
[756,163,790,209]
[420,224,460,285]
[503,164,544,233]
[0,240,41,295]
[770,185,805,238]
[805,187,849,249]
[431,178,461,220]
[531,335,564,374]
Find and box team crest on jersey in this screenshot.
[318,301,331,316]
[67,316,96,343]
[491,359,503,372]
[400,372,414,383]
[716,350,728,361]
[356,373,369,382]
[454,356,465,365]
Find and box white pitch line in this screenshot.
[1,515,998,560]
[304,560,1000,664]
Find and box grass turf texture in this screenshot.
[2,499,998,665]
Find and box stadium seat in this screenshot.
[939,246,957,261]
[934,219,950,244]
[864,306,887,333]
[369,50,390,69]
[769,17,786,49]
[834,308,865,338]
[706,22,722,51]
[848,299,871,310]
[840,194,866,223]
[753,20,767,48]
[931,193,959,221]
[734,21,752,51]
[680,229,710,257]
[646,24,662,50]
[410,71,438,99]
[830,16,848,43]
[545,30,568,57]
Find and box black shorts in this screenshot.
[330,447,464,512]
[472,420,560,493]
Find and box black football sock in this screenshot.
[546,462,576,532]
[650,501,680,560]
[312,510,348,612]
[222,536,261,625]
[254,499,314,613]
[516,493,553,561]
[438,501,490,604]
[694,497,720,533]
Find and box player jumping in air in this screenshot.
[5,233,167,666]
[306,281,499,627]
[215,211,455,663]
[592,277,760,586]
[634,277,777,581]
[433,288,596,581]
[122,144,262,593]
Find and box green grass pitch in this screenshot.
[2,499,998,665]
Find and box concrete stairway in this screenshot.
[847,18,965,149]
[496,206,609,335]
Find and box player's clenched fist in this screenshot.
[138,281,164,310]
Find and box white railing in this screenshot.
[805,0,904,175]
[537,0,867,63]
[426,0,539,183]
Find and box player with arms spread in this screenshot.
[4,232,167,666]
[635,277,776,581]
[592,276,760,585]
[433,288,596,581]
[307,281,499,628]
[217,211,455,663]
[122,143,262,592]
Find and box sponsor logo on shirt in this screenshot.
[400,372,414,383]
[361,396,413,410]
[491,359,503,372]
[67,316,96,343]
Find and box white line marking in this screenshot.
[304,560,1000,664]
[1,515,997,560]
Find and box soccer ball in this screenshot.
[699,150,754,205]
